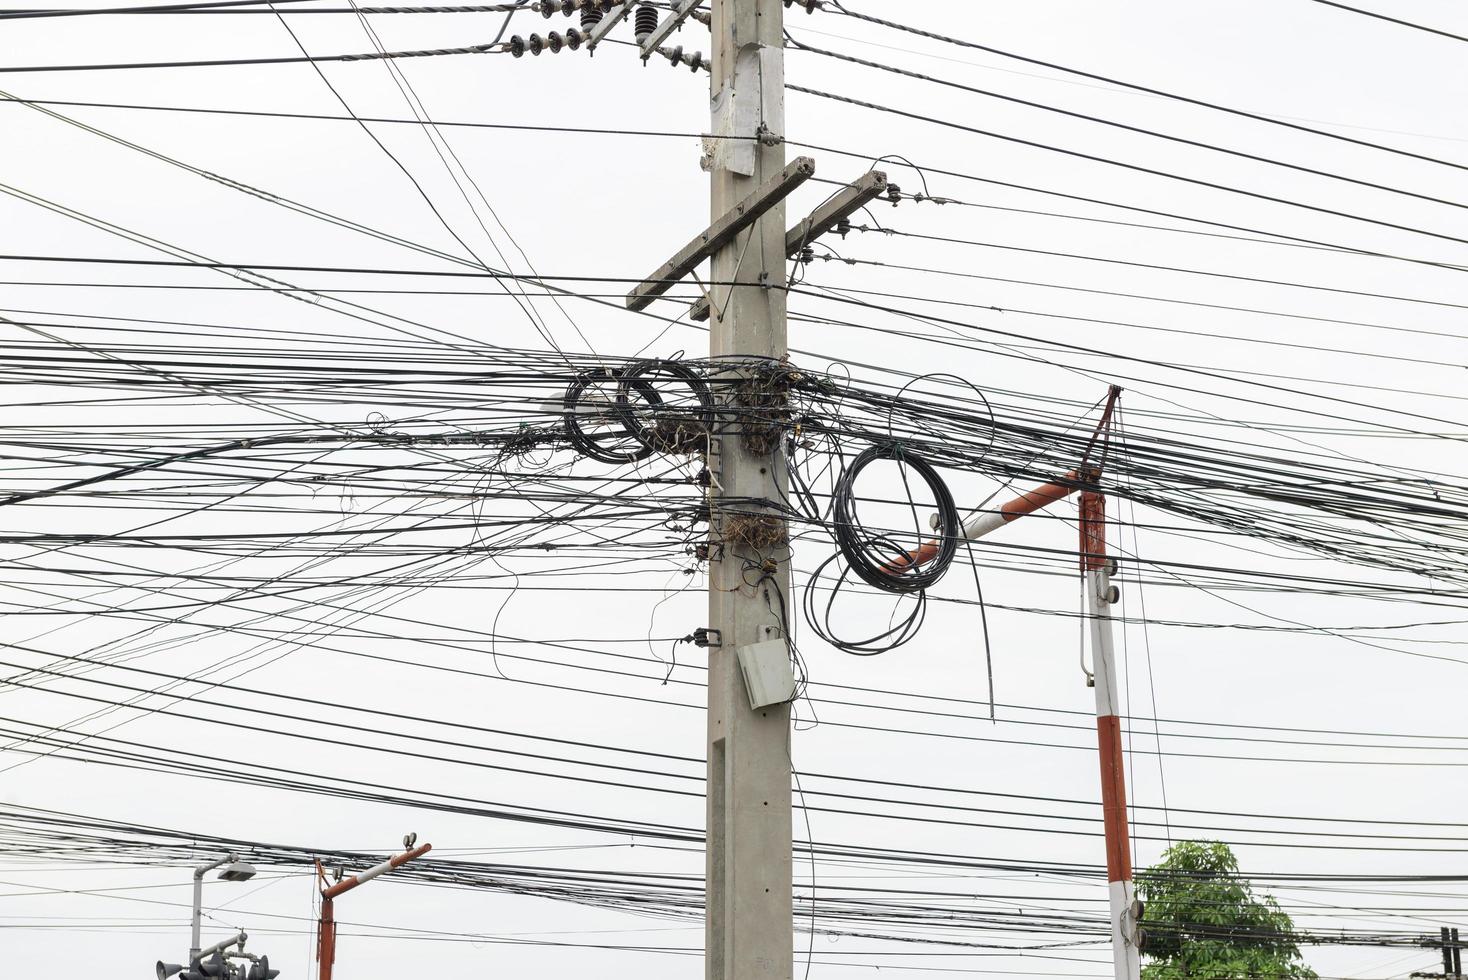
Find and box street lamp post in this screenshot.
[189,854,257,962]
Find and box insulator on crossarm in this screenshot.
[528,32,545,55]
[580,2,602,30]
[654,45,706,72]
[565,26,584,49]
[634,4,659,44]
[508,34,527,57]
[547,30,564,53]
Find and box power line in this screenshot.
[0,40,506,73]
[1306,0,1468,45]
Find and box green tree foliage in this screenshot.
[1138,840,1317,980]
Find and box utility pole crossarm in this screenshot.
[690,168,887,322]
[584,0,634,51]
[625,155,815,312]
[785,168,888,257]
[639,0,702,56]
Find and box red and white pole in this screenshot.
[316,843,432,980]
[882,470,1086,574]
[878,385,1141,980]
[1081,490,1142,980]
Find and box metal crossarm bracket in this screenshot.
[690,168,885,321]
[640,0,702,57]
[626,155,815,312]
[586,0,635,52]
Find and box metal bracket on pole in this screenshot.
[585,0,635,52]
[689,168,885,321]
[640,0,702,58]
[625,155,815,312]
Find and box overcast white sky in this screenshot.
[1,1,1467,977]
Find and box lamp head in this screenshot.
[217,860,257,882]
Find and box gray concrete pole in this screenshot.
[705,0,793,979]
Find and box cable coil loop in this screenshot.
[832,443,959,594]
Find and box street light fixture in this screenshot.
[217,860,257,883]
[189,855,256,962]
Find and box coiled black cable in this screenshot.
[802,443,960,656]
[616,358,714,453]
[562,367,658,464]
[832,443,959,594]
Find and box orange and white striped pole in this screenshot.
[1081,490,1143,980]
[316,842,432,980]
[881,470,1086,574]
[883,386,1141,980]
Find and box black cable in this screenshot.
[790,35,1468,216]
[0,41,506,73]
[1306,0,1468,45]
[825,1,1468,174]
[789,83,1468,252]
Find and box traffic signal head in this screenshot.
[247,955,280,980]
[198,952,229,978]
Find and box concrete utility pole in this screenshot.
[705,0,794,978]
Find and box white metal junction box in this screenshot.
[736,638,797,711]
